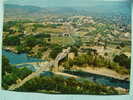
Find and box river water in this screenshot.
[2,50,130,89]
[2,50,44,64]
[63,70,130,89]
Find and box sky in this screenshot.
[4,0,129,7]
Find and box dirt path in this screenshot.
[54,72,80,78]
[8,61,50,90]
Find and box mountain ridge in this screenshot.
[4,3,131,24]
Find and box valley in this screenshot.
[2,2,131,95]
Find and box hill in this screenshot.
[4,2,131,24]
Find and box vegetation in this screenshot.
[34,33,51,39]
[24,35,40,47]
[2,9,131,95]
[49,44,63,59]
[2,56,32,89]
[2,55,128,95]
[3,35,21,46]
[2,56,12,75]
[2,67,32,89]
[113,54,131,69]
[63,53,130,74]
[70,46,78,56]
[16,76,118,95]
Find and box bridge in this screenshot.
[8,47,71,91]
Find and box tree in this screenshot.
[49,45,62,59]
[63,59,74,70]
[70,47,78,56]
[12,67,32,79]
[16,45,31,53]
[120,42,125,48]
[74,39,82,48]
[2,56,11,75]
[24,35,37,47]
[113,54,131,69]
[2,65,33,89]
[36,51,43,58]
[73,54,88,66]
[3,35,20,46]
[35,33,51,39]
[2,73,18,89]
[15,76,119,95]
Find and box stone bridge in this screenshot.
[8,47,71,91]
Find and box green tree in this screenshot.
[2,73,18,89]
[3,35,20,46]
[63,59,74,70]
[2,56,11,75]
[113,54,131,69]
[24,35,38,47]
[49,45,62,59]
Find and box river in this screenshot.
[2,50,130,89]
[63,70,130,89]
[2,50,44,64]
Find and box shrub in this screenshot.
[113,54,131,69]
[49,45,63,59]
[2,57,33,89]
[3,35,20,46]
[64,53,130,74]
[35,33,51,39]
[16,45,31,53]
[16,76,119,95]
[24,35,37,47]
[2,73,18,89]
[73,54,88,66]
[63,59,74,70]
[2,56,11,75]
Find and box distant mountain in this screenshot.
[4,2,131,24]
[4,4,50,18]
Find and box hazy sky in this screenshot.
[5,0,129,7]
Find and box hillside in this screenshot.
[4,2,131,24]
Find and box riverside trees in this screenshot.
[63,53,130,74]
[2,56,32,89]
[16,76,118,95]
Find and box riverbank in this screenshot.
[71,66,130,81]
[3,48,130,92]
[4,47,129,81]
[3,46,18,54]
[3,46,48,60]
[53,72,128,94]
